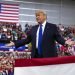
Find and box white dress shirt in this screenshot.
[36,21,46,48]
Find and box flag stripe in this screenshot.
[0,3,19,6]
[14,63,75,75]
[0,14,18,17]
[2,6,19,9]
[15,56,75,67]
[2,8,19,11]
[0,12,18,15]
[0,18,18,20]
[0,15,18,18]
[2,5,19,9]
[0,3,19,23]
[1,9,19,12]
[0,19,18,23]
[1,11,19,14]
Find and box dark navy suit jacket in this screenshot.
[15,22,65,58]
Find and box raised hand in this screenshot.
[65,39,75,46]
[5,41,15,47]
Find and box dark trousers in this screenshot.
[34,49,43,58]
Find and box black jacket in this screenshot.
[15,22,65,58]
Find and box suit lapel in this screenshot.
[34,23,49,44]
[42,22,49,42]
[34,25,39,35]
[33,25,39,45]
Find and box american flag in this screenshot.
[0,3,19,23]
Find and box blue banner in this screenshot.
[0,43,26,51]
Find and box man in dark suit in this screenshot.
[6,10,75,58]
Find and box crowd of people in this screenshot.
[0,22,75,58]
[57,25,75,56]
[0,22,26,41]
[0,22,32,75]
[0,21,75,74]
[0,51,14,75]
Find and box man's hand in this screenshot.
[65,39,75,46]
[5,41,15,47]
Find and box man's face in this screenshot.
[36,12,46,24]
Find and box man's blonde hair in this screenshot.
[35,10,47,16]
